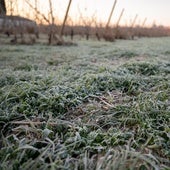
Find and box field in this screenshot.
[0,37,170,170]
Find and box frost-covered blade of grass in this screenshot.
[0,37,170,169]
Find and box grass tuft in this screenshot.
[0,37,170,169]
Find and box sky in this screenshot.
[69,0,170,26]
[7,0,170,27]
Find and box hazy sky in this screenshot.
[13,0,170,26]
[68,0,170,26]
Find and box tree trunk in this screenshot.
[0,0,6,15]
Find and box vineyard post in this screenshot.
[60,0,72,37]
[131,14,138,28]
[116,8,124,28]
[115,8,124,38]
[106,0,117,28]
[142,17,147,27]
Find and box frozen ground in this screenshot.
[0,37,170,170]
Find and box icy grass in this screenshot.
[0,37,170,169]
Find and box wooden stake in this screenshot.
[49,0,54,25]
[131,14,138,28]
[116,8,125,28]
[115,8,124,39]
[60,0,72,37]
[106,0,117,28]
[142,17,147,27]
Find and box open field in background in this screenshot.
[0,37,170,169]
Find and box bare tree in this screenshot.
[48,0,56,44]
[0,0,6,15]
[25,0,74,45]
[34,0,38,21]
[25,0,61,44]
[78,7,96,40]
[8,0,14,16]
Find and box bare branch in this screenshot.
[25,0,50,24]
